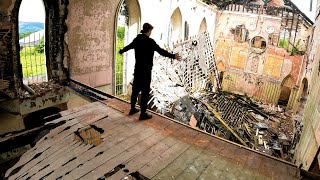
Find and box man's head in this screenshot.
[141,23,153,36]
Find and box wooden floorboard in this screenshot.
[63,127,157,179]
[152,133,211,180]
[5,100,300,180]
[46,119,148,179]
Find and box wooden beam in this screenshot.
[201,101,248,147]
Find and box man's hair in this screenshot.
[140,23,154,34]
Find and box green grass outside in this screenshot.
[278,39,289,49]
[116,26,125,95]
[20,46,46,79]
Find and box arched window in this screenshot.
[115,0,141,97]
[169,7,182,44]
[199,17,207,34]
[18,0,47,84]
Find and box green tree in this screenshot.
[35,36,45,54]
[19,32,33,39]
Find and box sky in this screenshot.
[19,0,45,23]
[16,0,316,23]
[290,0,316,21]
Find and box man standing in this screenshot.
[119,23,181,120]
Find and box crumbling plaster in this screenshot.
[295,15,320,170]
[214,11,309,108]
[66,0,218,90]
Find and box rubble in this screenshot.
[157,92,299,161]
[146,32,300,161]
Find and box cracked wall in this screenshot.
[214,11,310,110]
[295,9,320,170]
[65,0,118,87]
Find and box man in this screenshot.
[119,23,181,120]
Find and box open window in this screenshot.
[251,36,267,53]
[18,0,47,85]
[230,25,248,43]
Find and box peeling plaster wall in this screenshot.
[66,0,118,87]
[66,0,218,91]
[295,15,320,170]
[214,11,308,109]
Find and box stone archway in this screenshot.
[279,75,293,107]
[18,0,47,84]
[11,0,67,90]
[114,0,141,96]
[169,7,182,44]
[199,17,207,34]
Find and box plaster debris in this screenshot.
[147,32,298,161]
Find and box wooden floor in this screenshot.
[5,99,299,180]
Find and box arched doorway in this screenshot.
[199,17,207,34]
[169,7,182,44]
[298,78,308,114]
[279,75,293,107]
[18,0,47,84]
[114,0,141,97]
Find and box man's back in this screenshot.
[133,33,156,72]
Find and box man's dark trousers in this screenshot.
[130,72,151,114]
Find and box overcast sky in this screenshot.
[290,0,316,21]
[17,0,316,23]
[19,0,45,22]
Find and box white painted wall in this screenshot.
[122,0,218,90]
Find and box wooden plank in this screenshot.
[22,141,82,179]
[9,123,82,170]
[197,155,231,180]
[7,107,110,176]
[12,140,81,179]
[78,117,185,179]
[46,119,146,179]
[108,125,185,180]
[62,127,158,179]
[6,130,77,176]
[48,103,106,124]
[21,107,109,159]
[59,102,104,116]
[152,133,212,180]
[25,142,85,180]
[7,134,74,178]
[176,138,233,180]
[138,129,200,178]
[31,143,93,180]
[79,122,174,179]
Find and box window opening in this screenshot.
[19,0,47,84]
[115,3,128,96]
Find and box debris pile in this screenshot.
[19,80,65,98]
[147,32,301,161]
[159,92,299,161]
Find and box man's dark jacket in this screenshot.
[120,33,175,76]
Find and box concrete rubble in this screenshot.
[148,32,301,161]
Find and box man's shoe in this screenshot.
[139,113,152,120]
[129,108,139,115]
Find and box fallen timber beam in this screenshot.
[202,101,249,147]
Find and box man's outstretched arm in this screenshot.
[154,42,181,60]
[119,39,135,54]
